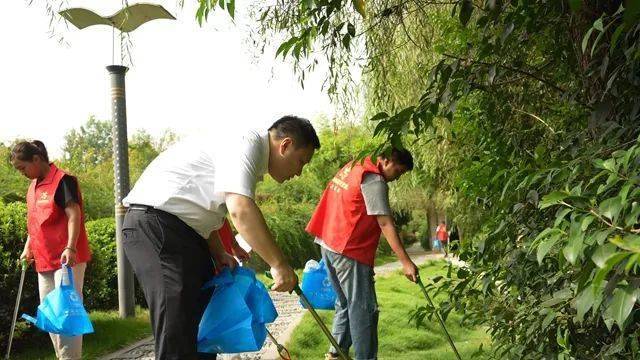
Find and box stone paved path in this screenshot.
[101,244,460,360]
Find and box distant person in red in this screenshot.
[436,221,449,257]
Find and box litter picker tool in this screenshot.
[294,285,350,360]
[264,271,350,360]
[5,259,28,360]
[266,328,291,360]
[236,258,290,359]
[416,274,462,360]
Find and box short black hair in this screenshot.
[11,140,49,163]
[383,147,414,170]
[268,115,321,150]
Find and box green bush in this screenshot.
[84,218,146,310]
[83,218,117,309]
[245,202,319,271]
[0,210,149,355]
[419,218,431,251]
[0,201,39,354]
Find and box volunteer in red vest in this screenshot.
[436,221,449,256]
[306,148,419,360]
[11,140,91,360]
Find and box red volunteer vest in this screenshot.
[218,219,235,254]
[437,225,448,242]
[26,164,91,272]
[306,157,383,266]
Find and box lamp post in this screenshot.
[59,3,175,318]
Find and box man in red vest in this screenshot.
[306,148,419,360]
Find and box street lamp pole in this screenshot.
[107,64,135,317]
[59,4,175,318]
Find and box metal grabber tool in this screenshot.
[266,328,291,360]
[264,271,350,360]
[416,274,462,360]
[294,285,350,360]
[5,259,29,360]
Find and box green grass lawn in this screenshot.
[287,261,490,359]
[12,307,151,360]
[374,252,399,266]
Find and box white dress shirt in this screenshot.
[123,128,269,239]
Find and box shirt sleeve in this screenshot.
[360,173,392,216]
[54,175,80,209]
[214,131,265,199]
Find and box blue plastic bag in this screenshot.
[22,265,94,337]
[197,267,277,354]
[432,239,443,251]
[300,259,336,310]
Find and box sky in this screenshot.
[0,0,336,159]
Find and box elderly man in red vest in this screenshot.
[306,148,419,360]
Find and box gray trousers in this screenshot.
[321,247,379,360]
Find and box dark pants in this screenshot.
[122,206,216,360]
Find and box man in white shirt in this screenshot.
[121,116,320,360]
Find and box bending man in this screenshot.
[122,116,320,359]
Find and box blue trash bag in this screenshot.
[22,265,94,336]
[432,239,442,251]
[197,267,277,354]
[300,259,336,310]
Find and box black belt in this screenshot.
[128,204,155,212]
[126,204,206,241]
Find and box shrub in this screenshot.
[0,201,39,354]
[84,218,146,309]
[261,202,320,269]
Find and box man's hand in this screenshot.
[270,263,298,292]
[402,260,419,283]
[213,252,238,273]
[231,242,251,262]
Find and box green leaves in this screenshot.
[563,219,584,265]
[539,191,570,209]
[604,286,639,330]
[610,234,640,253]
[275,38,295,59]
[582,27,594,53]
[535,228,563,264]
[353,0,366,18]
[599,196,623,222]
[593,18,604,32]
[195,0,236,25]
[575,285,596,323]
[592,243,617,268]
[541,288,572,308]
[592,252,630,291]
